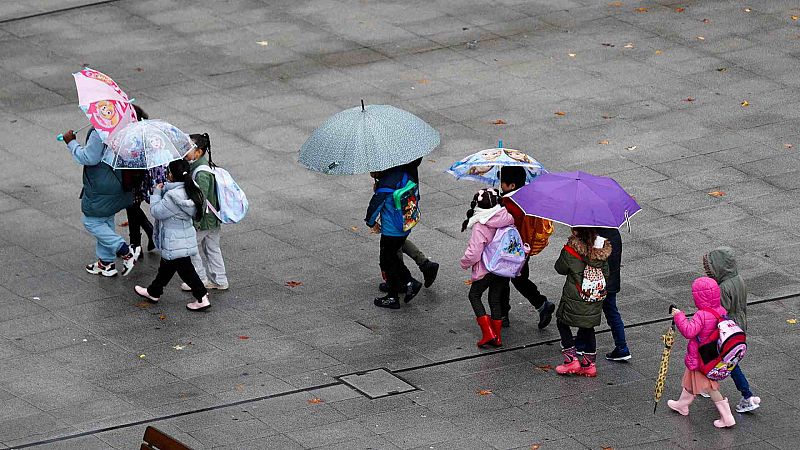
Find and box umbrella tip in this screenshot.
[361,99,365,112]
[498,139,503,148]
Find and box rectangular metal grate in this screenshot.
[337,368,418,399]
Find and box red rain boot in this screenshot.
[556,347,581,375]
[490,319,503,347]
[476,315,497,347]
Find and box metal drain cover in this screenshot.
[337,368,417,399]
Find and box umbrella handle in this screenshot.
[56,123,92,141]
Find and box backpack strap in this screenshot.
[191,164,216,215]
[563,245,584,262]
[697,309,723,343]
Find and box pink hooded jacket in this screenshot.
[674,277,728,370]
[460,208,515,281]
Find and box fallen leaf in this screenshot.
[601,43,615,47]
[743,7,751,13]
[792,15,799,21]
[601,114,616,119]
[478,389,493,396]
[490,119,507,125]
[238,335,250,340]
[428,159,436,163]
[623,42,634,48]
[235,384,245,391]
[741,100,749,107]
[675,7,685,13]
[717,67,728,72]
[784,143,793,149]
[655,49,663,55]
[172,345,185,350]
[788,319,797,324]
[531,445,542,450]
[120,221,129,227]
[608,1,623,6]
[554,111,566,116]
[308,398,323,404]
[601,447,615,450]
[684,97,696,102]
[135,67,144,72]
[536,364,553,372]
[350,226,359,232]
[625,145,638,150]
[285,280,304,287]
[416,79,431,84]
[159,314,166,321]
[256,40,269,46]
[139,354,146,359]
[696,36,705,40]
[568,52,577,57]
[464,279,473,285]
[598,139,610,145]
[634,7,648,13]
[702,18,711,23]
[708,191,726,197]
[135,301,152,309]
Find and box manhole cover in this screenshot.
[337,368,418,399]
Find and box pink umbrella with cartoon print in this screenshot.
[57,67,137,142]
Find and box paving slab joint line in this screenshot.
[10,292,798,449]
[0,0,119,24]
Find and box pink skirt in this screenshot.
[681,368,719,395]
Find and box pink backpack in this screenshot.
[481,226,529,278]
[697,309,747,381]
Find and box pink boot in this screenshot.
[713,398,736,428]
[556,347,581,375]
[186,295,211,311]
[577,352,597,377]
[667,388,695,416]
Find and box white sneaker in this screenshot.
[120,246,141,276]
[86,260,118,277]
[700,392,711,398]
[180,282,193,292]
[204,280,229,290]
[186,295,211,311]
[134,285,159,303]
[735,396,761,413]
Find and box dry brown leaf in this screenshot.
[598,139,610,145]
[478,389,493,396]
[623,42,634,48]
[536,364,553,372]
[308,398,323,404]
[159,314,166,321]
[464,279,473,285]
[285,280,304,287]
[675,7,685,12]
[655,49,663,55]
[601,447,615,450]
[708,191,726,198]
[741,100,750,107]
[238,335,250,340]
[702,18,711,23]
[792,15,800,21]
[684,97,696,102]
[696,36,705,40]
[235,384,245,391]
[531,445,542,450]
[134,67,144,72]
[784,143,793,149]
[608,1,623,6]
[490,119,507,125]
[416,79,431,84]
[135,301,152,309]
[634,7,648,13]
[554,111,566,116]
[350,226,359,232]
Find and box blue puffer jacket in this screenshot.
[150,182,198,260]
[365,168,413,237]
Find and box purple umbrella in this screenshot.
[506,171,641,229]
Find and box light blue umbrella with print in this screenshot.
[299,101,440,175]
[447,140,547,186]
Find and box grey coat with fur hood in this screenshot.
[151,182,198,260]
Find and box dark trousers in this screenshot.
[557,321,596,353]
[501,258,547,315]
[147,257,208,300]
[602,292,628,350]
[379,235,411,297]
[126,203,153,247]
[468,273,509,320]
[730,364,753,399]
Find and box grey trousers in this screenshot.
[400,239,427,267]
[190,228,228,286]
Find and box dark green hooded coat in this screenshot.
[554,234,612,328]
[704,247,748,332]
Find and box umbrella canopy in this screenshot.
[447,141,547,186]
[298,103,440,175]
[654,322,676,413]
[106,120,193,169]
[505,171,641,228]
[72,67,137,142]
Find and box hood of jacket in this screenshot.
[566,235,612,264]
[163,182,197,218]
[692,276,721,310]
[703,247,738,283]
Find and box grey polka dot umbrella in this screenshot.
[299,102,440,175]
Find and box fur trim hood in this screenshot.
[566,235,612,262]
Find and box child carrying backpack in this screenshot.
[554,227,611,377]
[460,188,523,348]
[668,277,736,428]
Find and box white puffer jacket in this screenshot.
[151,182,198,260]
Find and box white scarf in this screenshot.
[466,205,501,230]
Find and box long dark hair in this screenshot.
[461,188,500,232]
[168,159,203,221]
[189,133,216,168]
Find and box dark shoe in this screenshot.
[537,300,555,329]
[420,260,439,288]
[378,282,388,293]
[404,279,423,303]
[374,295,400,309]
[605,347,632,361]
[501,316,510,328]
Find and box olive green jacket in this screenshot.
[704,247,748,332]
[190,155,220,231]
[554,235,612,329]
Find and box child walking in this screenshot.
[179,133,229,291]
[703,248,760,412]
[135,159,211,311]
[554,227,611,377]
[668,277,736,428]
[460,189,515,347]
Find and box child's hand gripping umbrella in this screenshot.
[654,304,678,413]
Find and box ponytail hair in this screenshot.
[461,188,501,232]
[189,133,216,168]
[168,159,204,221]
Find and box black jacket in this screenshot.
[596,228,622,293]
